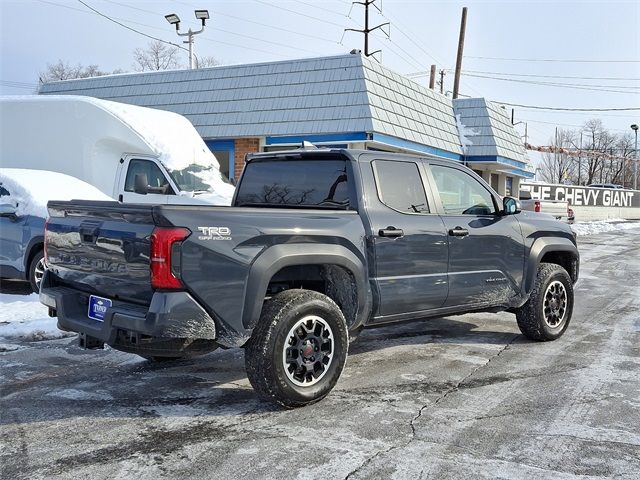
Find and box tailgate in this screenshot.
[46,201,156,304]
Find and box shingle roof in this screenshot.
[452,98,529,163]
[39,54,524,164]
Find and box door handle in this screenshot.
[379,226,404,238]
[448,227,469,237]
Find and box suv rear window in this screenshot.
[235,159,350,209]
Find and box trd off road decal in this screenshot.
[197,226,232,241]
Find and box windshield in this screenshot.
[167,164,231,193]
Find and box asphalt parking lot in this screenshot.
[1,228,639,480]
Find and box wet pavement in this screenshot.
[1,229,639,479]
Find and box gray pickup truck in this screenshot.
[41,149,579,407]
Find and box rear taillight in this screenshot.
[150,227,190,290]
[44,218,50,264]
[534,200,541,213]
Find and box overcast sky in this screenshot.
[1,0,638,147]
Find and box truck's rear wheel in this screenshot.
[516,263,574,341]
[245,289,348,408]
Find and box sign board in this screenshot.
[520,183,640,208]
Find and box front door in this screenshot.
[119,158,175,204]
[427,164,524,308]
[365,159,449,319]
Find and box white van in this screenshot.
[0,95,234,205]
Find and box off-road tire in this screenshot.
[516,263,574,341]
[245,289,349,408]
[28,250,45,293]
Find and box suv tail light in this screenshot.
[534,200,541,213]
[150,227,190,290]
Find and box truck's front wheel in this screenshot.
[245,289,348,408]
[516,263,574,341]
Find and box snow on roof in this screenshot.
[1,95,221,172]
[0,168,111,218]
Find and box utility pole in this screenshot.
[438,69,446,94]
[429,64,436,89]
[632,124,638,190]
[345,0,389,57]
[578,132,583,186]
[452,7,468,99]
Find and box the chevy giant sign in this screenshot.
[521,183,640,208]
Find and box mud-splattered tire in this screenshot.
[516,263,574,341]
[245,289,349,408]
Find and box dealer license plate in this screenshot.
[88,295,112,322]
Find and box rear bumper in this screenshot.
[39,271,217,345]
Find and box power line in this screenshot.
[464,55,640,63]
[461,73,639,94]
[408,69,640,82]
[459,69,640,82]
[75,0,190,53]
[497,102,640,112]
[253,0,347,29]
[173,0,340,45]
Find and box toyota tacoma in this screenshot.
[41,149,579,407]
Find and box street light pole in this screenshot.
[631,124,638,190]
[165,10,210,69]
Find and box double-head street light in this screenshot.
[165,9,210,69]
[632,124,638,190]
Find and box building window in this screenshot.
[205,140,235,181]
[506,176,513,196]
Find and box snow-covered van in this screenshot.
[0,95,234,205]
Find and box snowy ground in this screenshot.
[0,282,73,342]
[570,218,640,236]
[1,226,640,479]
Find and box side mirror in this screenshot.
[0,203,17,219]
[134,173,149,195]
[503,196,521,215]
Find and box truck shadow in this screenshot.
[0,279,33,295]
[1,315,523,427]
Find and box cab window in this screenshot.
[124,159,174,194]
[372,160,429,214]
[430,165,495,215]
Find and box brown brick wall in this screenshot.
[234,138,260,179]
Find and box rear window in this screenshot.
[235,159,350,209]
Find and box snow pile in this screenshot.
[455,114,479,155]
[570,219,640,236]
[0,168,111,218]
[0,292,73,341]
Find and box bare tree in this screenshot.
[539,129,576,183]
[133,40,182,71]
[194,55,220,68]
[39,59,112,83]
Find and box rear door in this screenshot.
[364,158,449,318]
[426,163,524,308]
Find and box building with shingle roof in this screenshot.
[39,52,533,194]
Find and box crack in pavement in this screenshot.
[343,334,519,479]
